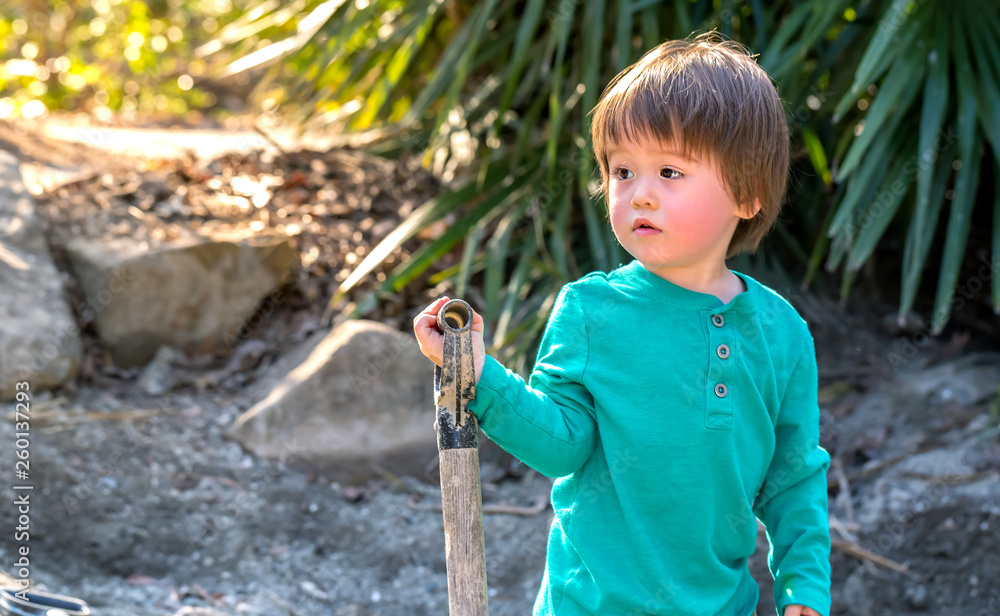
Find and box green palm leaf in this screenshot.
[198,0,1000,375]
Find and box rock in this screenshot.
[169,608,232,616]
[226,320,437,483]
[0,149,82,400]
[834,352,1000,462]
[334,605,374,616]
[299,579,330,600]
[63,231,296,367]
[904,583,928,609]
[841,569,875,615]
[138,345,186,395]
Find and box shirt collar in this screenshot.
[617,259,759,312]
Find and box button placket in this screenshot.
[706,311,735,430]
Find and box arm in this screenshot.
[466,285,597,478]
[752,335,832,616]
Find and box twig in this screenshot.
[897,470,998,485]
[817,365,883,379]
[372,464,406,489]
[40,425,73,436]
[948,310,1000,338]
[843,440,946,483]
[407,495,549,516]
[830,539,911,575]
[828,512,859,544]
[252,122,288,157]
[371,464,429,497]
[7,408,164,425]
[832,456,855,525]
[265,590,308,616]
[6,395,68,414]
[482,498,549,516]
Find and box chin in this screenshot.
[630,248,674,264]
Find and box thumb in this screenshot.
[471,307,485,334]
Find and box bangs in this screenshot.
[595,63,715,165]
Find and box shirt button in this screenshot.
[715,383,728,397]
[712,314,725,327]
[717,344,730,359]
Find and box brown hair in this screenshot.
[588,31,789,258]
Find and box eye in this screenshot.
[614,167,633,180]
[661,167,683,179]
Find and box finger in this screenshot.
[414,312,445,335]
[413,297,450,326]
[416,296,449,317]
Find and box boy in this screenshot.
[414,32,831,616]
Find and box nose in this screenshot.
[630,176,658,209]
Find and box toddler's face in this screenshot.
[606,135,759,273]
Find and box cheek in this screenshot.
[608,197,630,227]
[665,204,730,243]
[664,206,706,233]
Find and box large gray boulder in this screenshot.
[63,232,296,367]
[0,150,82,400]
[227,320,438,483]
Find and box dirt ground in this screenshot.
[1,302,997,616]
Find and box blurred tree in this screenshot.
[0,0,261,122]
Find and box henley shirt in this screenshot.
[466,259,832,616]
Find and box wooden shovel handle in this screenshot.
[434,298,489,616]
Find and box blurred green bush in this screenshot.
[0,0,267,122]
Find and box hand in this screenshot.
[412,296,486,384]
[783,605,822,616]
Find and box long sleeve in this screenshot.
[466,284,597,478]
[752,335,833,616]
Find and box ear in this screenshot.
[740,199,762,220]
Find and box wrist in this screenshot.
[475,354,486,385]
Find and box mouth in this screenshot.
[633,218,660,232]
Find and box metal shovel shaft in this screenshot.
[434,298,489,616]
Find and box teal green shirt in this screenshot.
[467,259,832,616]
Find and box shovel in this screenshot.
[433,298,489,616]
[0,588,90,616]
